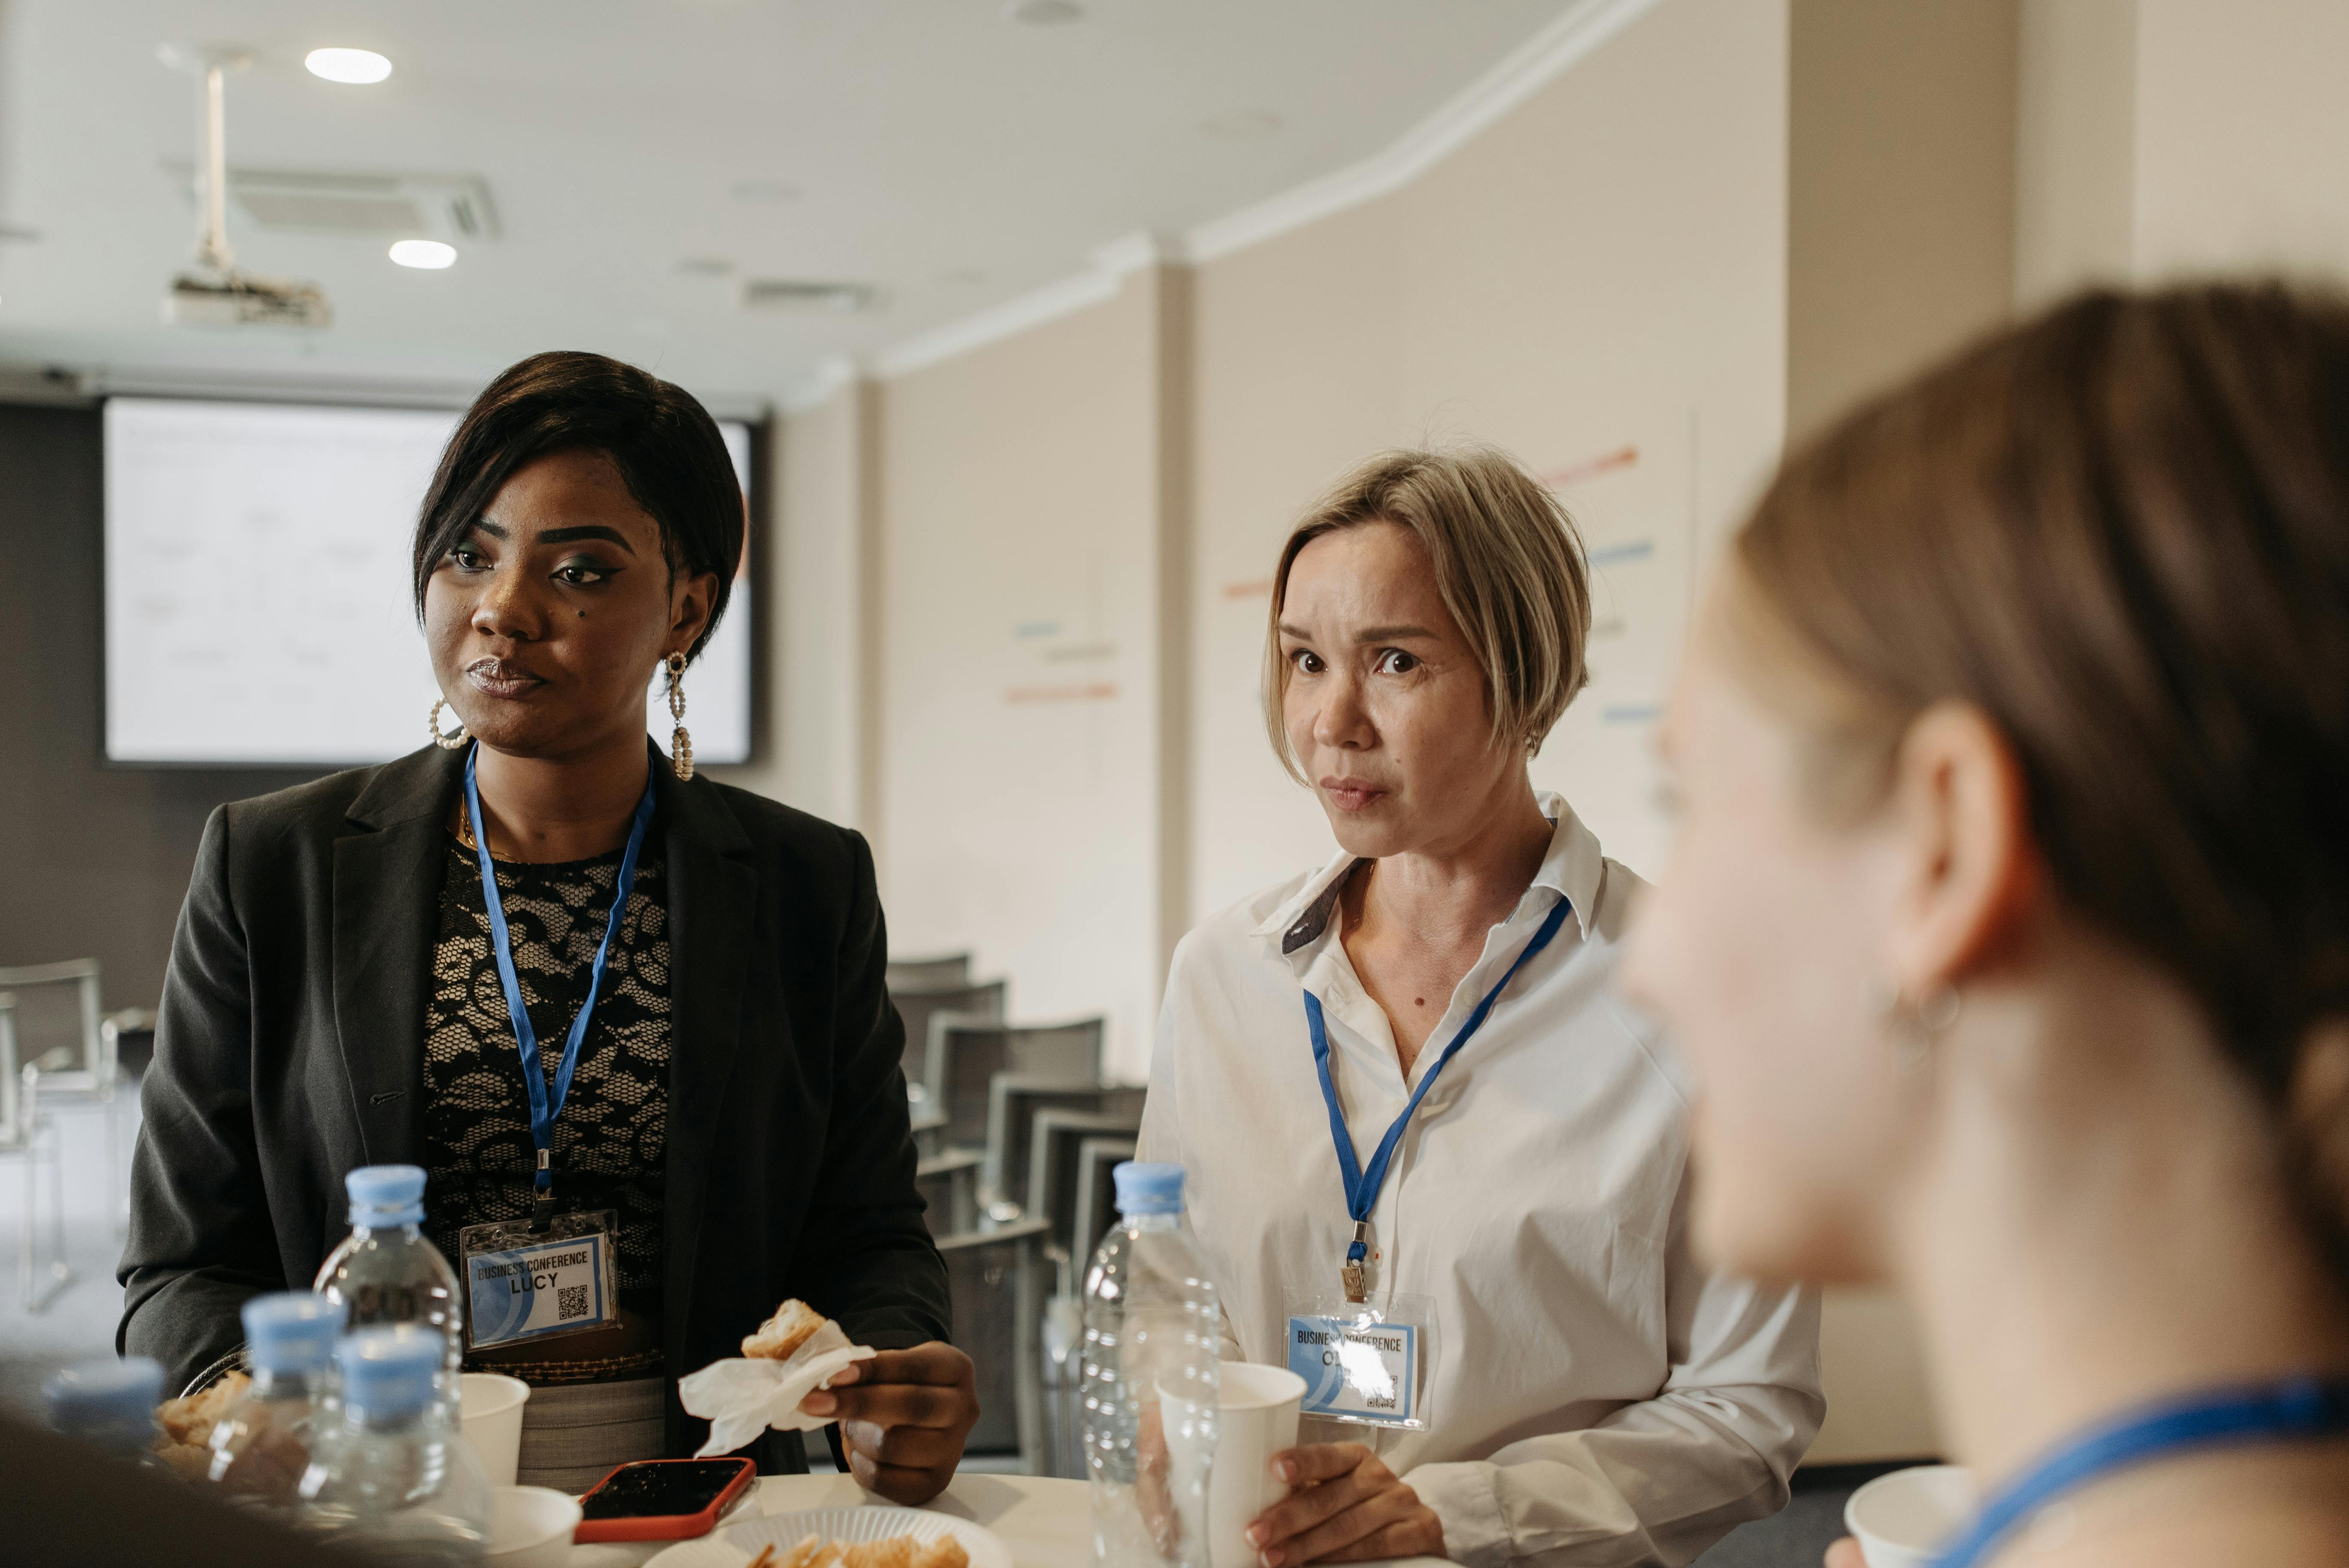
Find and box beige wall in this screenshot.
[1788,0,2019,441]
[2016,0,2349,303]
[2014,0,2138,309]
[2132,0,2349,281]
[871,278,1176,1079]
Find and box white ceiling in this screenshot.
[0,0,1575,405]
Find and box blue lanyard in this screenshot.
[463,743,657,1224]
[1306,894,1572,1299]
[1935,1375,2349,1568]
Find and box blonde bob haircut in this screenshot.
[1263,445,1592,782]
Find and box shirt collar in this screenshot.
[1253,791,1605,954]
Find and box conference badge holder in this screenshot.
[1284,1287,1437,1431]
[458,1208,619,1351]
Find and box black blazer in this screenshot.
[119,741,950,1467]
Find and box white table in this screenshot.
[567,1473,1094,1568]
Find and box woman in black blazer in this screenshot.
[119,352,976,1498]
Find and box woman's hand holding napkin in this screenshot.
[679,1317,876,1458]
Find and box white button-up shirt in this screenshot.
[1139,796,1823,1568]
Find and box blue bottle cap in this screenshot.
[44,1356,164,1437]
[240,1292,343,1375]
[336,1326,441,1423]
[1112,1161,1185,1216]
[344,1163,427,1229]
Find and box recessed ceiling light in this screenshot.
[1007,0,1083,24]
[305,48,393,85]
[389,239,455,269]
[728,178,801,204]
[1201,108,1283,140]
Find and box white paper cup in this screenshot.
[487,1483,582,1566]
[1203,1362,1308,1568]
[1844,1465,1975,1568]
[460,1371,532,1489]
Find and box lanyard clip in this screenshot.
[1343,1221,1371,1303]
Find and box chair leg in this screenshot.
[106,1084,125,1238]
[22,1114,74,1314]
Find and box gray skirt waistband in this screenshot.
[515,1375,667,1493]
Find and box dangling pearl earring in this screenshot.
[428,697,469,751]
[665,652,693,781]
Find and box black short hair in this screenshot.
[411,351,744,658]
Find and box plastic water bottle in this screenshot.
[1080,1162,1220,1568]
[315,1165,462,1386]
[45,1356,167,1466]
[208,1292,342,1510]
[297,1325,492,1562]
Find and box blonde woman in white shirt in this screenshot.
[1138,448,1823,1568]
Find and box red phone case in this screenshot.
[571,1456,758,1544]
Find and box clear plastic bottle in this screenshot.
[1081,1162,1220,1568]
[45,1355,167,1467]
[315,1164,462,1390]
[208,1291,342,1510]
[297,1324,492,1563]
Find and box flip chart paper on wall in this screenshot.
[102,397,753,766]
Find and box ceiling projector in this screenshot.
[165,269,332,329]
[161,48,333,330]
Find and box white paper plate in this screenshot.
[645,1505,1013,1568]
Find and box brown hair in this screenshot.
[1737,281,2349,1271]
[1263,446,1592,780]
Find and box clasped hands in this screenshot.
[797,1342,981,1505]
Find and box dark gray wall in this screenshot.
[0,402,322,1011]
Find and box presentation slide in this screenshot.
[103,397,754,767]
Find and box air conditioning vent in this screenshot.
[741,279,876,314]
[161,164,500,243]
[239,191,427,233]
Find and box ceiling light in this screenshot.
[389,239,455,269]
[1007,0,1083,23]
[305,48,393,85]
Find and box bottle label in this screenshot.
[458,1209,618,1350]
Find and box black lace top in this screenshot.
[420,834,670,1317]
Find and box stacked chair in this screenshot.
[883,954,1143,1477]
[0,958,138,1311]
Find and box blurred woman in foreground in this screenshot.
[1625,283,2349,1567]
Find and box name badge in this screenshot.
[1288,1314,1418,1423]
[458,1210,618,1350]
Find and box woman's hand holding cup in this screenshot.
[1246,1443,1446,1566]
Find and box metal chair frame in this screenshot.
[935,1214,1050,1474]
[915,1147,984,1238]
[0,959,128,1240]
[893,981,1005,1106]
[982,1077,1145,1222]
[926,1016,1105,1151]
[886,953,973,992]
[1069,1135,1139,1274]
[0,994,74,1311]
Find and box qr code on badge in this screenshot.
[558,1284,589,1322]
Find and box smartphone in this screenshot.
[573,1456,758,1543]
